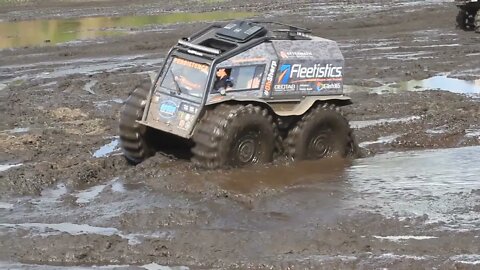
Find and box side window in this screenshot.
[213,65,265,92]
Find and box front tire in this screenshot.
[285,103,357,160]
[192,104,277,169]
[119,83,155,164]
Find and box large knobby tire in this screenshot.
[119,83,155,164]
[192,104,278,169]
[285,103,357,160]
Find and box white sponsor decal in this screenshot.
[280,51,314,58]
[274,84,296,91]
[264,60,277,96]
[290,64,342,79]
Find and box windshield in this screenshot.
[161,57,209,98]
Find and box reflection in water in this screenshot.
[406,76,480,94]
[346,76,480,95]
[93,138,120,158]
[347,146,480,229]
[211,157,351,194]
[0,11,255,49]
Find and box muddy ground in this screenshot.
[0,0,480,269]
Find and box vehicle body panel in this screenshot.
[139,21,351,139]
[141,56,210,138]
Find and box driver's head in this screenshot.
[216,68,227,79]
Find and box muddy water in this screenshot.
[406,76,480,94]
[0,11,255,49]
[387,76,480,94]
[282,0,451,20]
[1,146,479,267]
[346,146,480,230]
[346,76,480,95]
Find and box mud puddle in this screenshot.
[346,146,480,230]
[0,54,163,85]
[346,76,480,95]
[1,127,31,134]
[0,11,255,49]
[1,146,479,268]
[284,0,450,20]
[0,163,23,172]
[0,262,188,270]
[93,137,120,158]
[403,76,480,94]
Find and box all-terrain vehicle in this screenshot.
[455,0,480,32]
[119,20,357,169]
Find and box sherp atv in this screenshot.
[456,0,480,32]
[119,20,357,169]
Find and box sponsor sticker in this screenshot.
[159,100,178,118]
[232,57,266,63]
[273,62,343,94]
[279,51,314,59]
[277,63,343,85]
[264,60,277,96]
[316,82,341,91]
[173,58,208,74]
[274,84,296,91]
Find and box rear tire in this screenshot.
[119,83,155,164]
[285,103,357,160]
[192,104,277,169]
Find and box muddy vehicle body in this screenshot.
[119,21,357,169]
[455,0,480,32]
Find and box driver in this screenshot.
[214,68,233,91]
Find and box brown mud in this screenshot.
[0,0,480,269]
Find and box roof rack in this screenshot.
[175,20,314,59]
[250,21,311,33]
[214,21,267,43]
[249,21,312,40]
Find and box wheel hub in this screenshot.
[308,130,333,159]
[234,131,261,164]
[238,139,256,163]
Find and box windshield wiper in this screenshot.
[169,70,182,95]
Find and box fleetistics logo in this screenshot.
[277,63,343,84]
